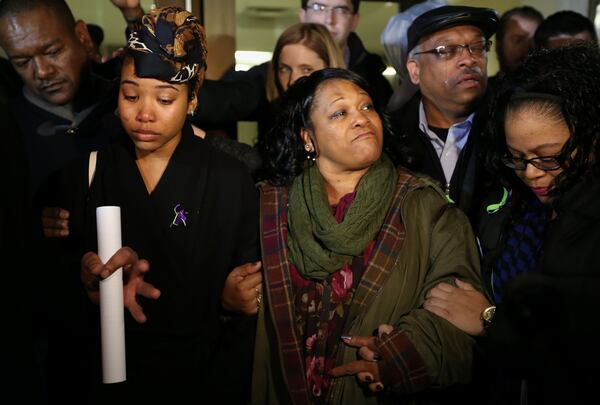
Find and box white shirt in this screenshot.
[418,101,475,186]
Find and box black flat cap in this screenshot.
[407,5,499,52]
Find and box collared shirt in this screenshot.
[418,101,474,186]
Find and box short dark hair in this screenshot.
[484,45,600,205]
[534,10,597,48]
[0,0,76,30]
[87,24,104,49]
[496,6,543,43]
[262,68,393,185]
[301,0,359,14]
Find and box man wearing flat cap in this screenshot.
[388,5,499,222]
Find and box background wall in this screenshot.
[65,0,591,79]
[66,0,155,56]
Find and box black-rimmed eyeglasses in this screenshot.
[501,152,566,171]
[305,2,353,17]
[412,40,492,60]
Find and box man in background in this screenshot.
[388,6,499,222]
[535,10,598,49]
[493,7,543,78]
[299,0,392,106]
[0,1,124,402]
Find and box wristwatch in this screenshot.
[481,305,496,329]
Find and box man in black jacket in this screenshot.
[0,0,121,200]
[388,6,498,221]
[299,0,392,107]
[0,1,122,402]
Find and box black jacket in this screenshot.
[10,68,120,200]
[346,32,392,109]
[475,176,600,404]
[388,92,486,223]
[48,124,260,404]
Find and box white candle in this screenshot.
[96,206,127,384]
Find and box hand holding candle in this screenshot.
[81,209,161,384]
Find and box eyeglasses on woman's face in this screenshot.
[501,151,566,171]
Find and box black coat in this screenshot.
[6,66,121,404]
[1,104,43,401]
[387,92,487,223]
[10,70,120,200]
[48,124,260,404]
[475,176,600,404]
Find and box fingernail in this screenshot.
[375,383,384,391]
[340,335,352,341]
[373,353,381,361]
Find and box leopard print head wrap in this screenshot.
[126,6,207,97]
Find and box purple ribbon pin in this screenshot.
[170,203,188,227]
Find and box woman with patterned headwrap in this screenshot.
[50,7,259,403]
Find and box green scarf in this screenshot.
[287,154,397,280]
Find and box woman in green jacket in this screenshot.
[251,68,483,404]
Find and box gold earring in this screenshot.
[305,144,316,162]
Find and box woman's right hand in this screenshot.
[81,247,160,323]
[222,261,262,315]
[424,279,491,336]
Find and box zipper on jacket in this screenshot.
[444,182,455,203]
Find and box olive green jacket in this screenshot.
[252,171,482,405]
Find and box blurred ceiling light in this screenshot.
[235,50,273,71]
[383,66,397,76]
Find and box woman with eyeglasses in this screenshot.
[423,45,600,404]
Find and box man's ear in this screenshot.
[350,12,360,32]
[74,20,95,57]
[406,58,421,86]
[298,8,307,23]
